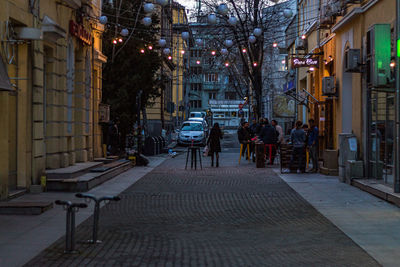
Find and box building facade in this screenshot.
[0,0,105,199]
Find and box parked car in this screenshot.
[188,117,209,135]
[178,121,207,146]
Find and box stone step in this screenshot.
[46,161,133,192]
[94,156,120,164]
[45,162,104,180]
[0,202,53,215]
[90,159,130,172]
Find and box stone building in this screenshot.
[0,0,105,199]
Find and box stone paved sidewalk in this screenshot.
[25,151,378,266]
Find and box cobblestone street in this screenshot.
[25,133,379,266]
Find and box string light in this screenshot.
[181,50,185,54]
[196,60,201,64]
[390,61,396,68]
[225,62,230,67]
[211,50,216,56]
[253,62,258,67]
[272,42,278,48]
[118,38,123,43]
[281,60,285,64]
[140,49,145,53]
[301,34,306,39]
[168,56,172,60]
[112,39,117,44]
[242,48,247,53]
[148,45,153,50]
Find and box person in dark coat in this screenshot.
[237,121,252,159]
[259,119,278,164]
[207,123,223,167]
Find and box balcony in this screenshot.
[203,82,220,91]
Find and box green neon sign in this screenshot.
[398,39,400,57]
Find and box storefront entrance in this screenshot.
[368,89,395,184]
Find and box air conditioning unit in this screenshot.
[366,24,391,87]
[344,49,361,72]
[320,5,334,25]
[322,76,335,95]
[295,37,307,50]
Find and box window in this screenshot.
[205,73,218,82]
[190,83,202,91]
[190,50,202,58]
[225,92,236,100]
[190,100,202,108]
[209,92,216,99]
[190,67,202,75]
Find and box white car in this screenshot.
[178,121,207,146]
[190,111,206,119]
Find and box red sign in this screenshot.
[69,20,92,45]
[292,57,319,68]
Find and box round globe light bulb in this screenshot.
[249,35,257,43]
[159,39,167,47]
[221,48,228,55]
[99,15,108,25]
[196,39,203,46]
[208,14,217,25]
[120,28,129,37]
[144,3,155,14]
[228,16,238,26]
[225,39,233,47]
[163,48,171,55]
[182,32,189,40]
[217,3,229,15]
[142,17,152,26]
[253,28,262,37]
[283,8,293,18]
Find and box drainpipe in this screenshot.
[395,0,400,192]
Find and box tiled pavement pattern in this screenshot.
[25,136,379,266]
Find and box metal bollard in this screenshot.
[75,193,121,244]
[55,200,88,254]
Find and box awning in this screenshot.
[0,55,13,91]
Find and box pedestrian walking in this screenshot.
[259,119,278,164]
[308,119,319,172]
[289,120,306,173]
[207,123,223,167]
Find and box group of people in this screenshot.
[237,118,284,164]
[290,119,319,173]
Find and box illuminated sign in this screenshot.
[69,20,92,45]
[292,57,319,68]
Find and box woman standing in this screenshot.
[207,123,223,167]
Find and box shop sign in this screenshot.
[69,20,92,45]
[292,57,319,68]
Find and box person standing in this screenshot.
[237,121,252,159]
[207,123,223,167]
[271,119,284,145]
[308,119,319,172]
[249,118,260,138]
[259,119,278,164]
[290,120,306,173]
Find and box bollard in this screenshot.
[55,200,88,254]
[75,193,121,244]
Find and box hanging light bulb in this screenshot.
[181,50,185,54]
[99,15,108,25]
[144,3,155,14]
[283,8,293,18]
[228,16,238,26]
[163,48,171,55]
[196,60,201,64]
[225,62,230,67]
[182,31,189,40]
[196,39,203,46]
[281,60,286,64]
[140,49,145,53]
[221,48,228,55]
[217,3,229,15]
[112,39,117,44]
[242,48,247,53]
[253,62,258,67]
[301,34,306,39]
[249,35,256,43]
[120,28,129,37]
[168,55,172,60]
[211,50,216,56]
[224,39,233,47]
[159,39,167,47]
[272,42,278,47]
[148,45,153,50]
[253,28,262,37]
[156,0,168,7]
[118,38,123,43]
[208,14,217,25]
[142,17,152,26]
